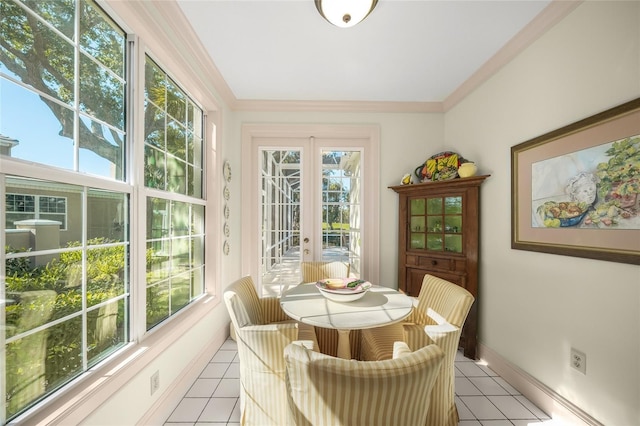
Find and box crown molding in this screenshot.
[153,1,237,110]
[104,0,581,115]
[233,99,443,113]
[443,0,582,111]
[104,0,231,112]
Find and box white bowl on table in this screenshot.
[315,278,371,303]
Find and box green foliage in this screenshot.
[595,136,640,199]
[4,238,127,417]
[146,284,169,330]
[1,0,125,175]
[5,247,32,276]
[322,171,350,235]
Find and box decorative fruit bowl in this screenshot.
[537,200,590,227]
[414,151,470,182]
[315,278,371,303]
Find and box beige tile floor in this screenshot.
[163,338,552,426]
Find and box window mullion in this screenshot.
[74,0,81,173]
[1,176,7,425]
[81,188,88,371]
[34,196,40,220]
[130,36,147,342]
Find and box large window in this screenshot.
[1,0,209,422]
[1,0,130,420]
[143,55,205,331]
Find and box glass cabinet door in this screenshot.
[409,195,463,253]
[409,198,426,249]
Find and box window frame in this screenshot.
[136,50,208,335]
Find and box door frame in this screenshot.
[241,124,380,291]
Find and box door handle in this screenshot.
[304,237,309,243]
[304,249,310,254]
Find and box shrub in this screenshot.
[4,239,128,415]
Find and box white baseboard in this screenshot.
[478,343,604,426]
[138,328,228,425]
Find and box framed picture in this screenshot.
[511,97,640,265]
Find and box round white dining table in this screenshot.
[280,283,413,359]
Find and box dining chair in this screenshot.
[223,276,319,426]
[299,260,353,357]
[284,341,444,426]
[359,274,475,426]
[300,261,350,283]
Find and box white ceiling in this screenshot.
[177,0,552,104]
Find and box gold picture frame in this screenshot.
[511,98,640,265]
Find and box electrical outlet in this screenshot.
[570,348,586,374]
[150,370,160,395]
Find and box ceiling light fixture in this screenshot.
[315,0,378,28]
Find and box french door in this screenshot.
[241,125,380,297]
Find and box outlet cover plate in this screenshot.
[150,370,160,395]
[570,348,586,374]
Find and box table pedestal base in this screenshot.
[337,329,351,359]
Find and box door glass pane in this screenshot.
[259,149,302,296]
[321,150,360,276]
[258,148,364,295]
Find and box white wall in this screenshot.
[218,108,243,288]
[445,2,640,425]
[81,305,229,425]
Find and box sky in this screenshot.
[1,75,117,179]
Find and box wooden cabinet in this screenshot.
[390,175,489,359]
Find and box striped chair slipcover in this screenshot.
[224,276,319,426]
[299,261,353,357]
[360,274,475,426]
[300,261,350,283]
[284,341,444,426]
